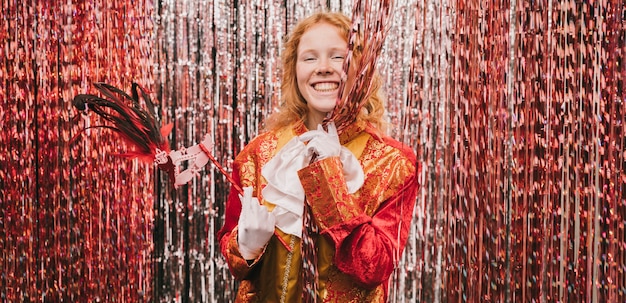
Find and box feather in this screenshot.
[72,82,172,163]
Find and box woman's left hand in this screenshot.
[299,122,341,160]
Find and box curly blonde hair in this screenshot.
[263,11,387,132]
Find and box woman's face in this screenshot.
[296,22,347,128]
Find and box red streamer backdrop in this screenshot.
[1,0,624,302]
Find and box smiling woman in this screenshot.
[261,11,386,136]
[295,22,347,129]
[216,11,420,303]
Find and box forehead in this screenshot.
[297,22,346,51]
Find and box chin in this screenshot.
[306,98,337,112]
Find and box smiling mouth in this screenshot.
[313,82,339,92]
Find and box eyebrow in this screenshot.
[298,47,347,55]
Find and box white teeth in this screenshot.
[313,82,338,92]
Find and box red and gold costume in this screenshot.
[217,120,420,302]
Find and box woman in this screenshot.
[217,11,419,302]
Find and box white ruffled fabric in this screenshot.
[261,131,364,237]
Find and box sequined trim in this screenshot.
[280,236,297,303]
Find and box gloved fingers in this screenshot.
[299,124,341,148]
[246,198,267,218]
[299,122,342,160]
[236,186,277,260]
[305,142,319,157]
[239,186,254,212]
[325,122,338,138]
[241,186,254,200]
[306,135,342,159]
[305,137,326,157]
[339,147,365,193]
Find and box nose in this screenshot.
[316,59,333,75]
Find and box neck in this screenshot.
[305,112,328,130]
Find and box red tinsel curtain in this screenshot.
[1,0,624,302]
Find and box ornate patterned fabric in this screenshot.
[217,120,420,302]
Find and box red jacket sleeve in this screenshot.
[297,149,419,289]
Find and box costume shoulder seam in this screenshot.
[365,127,417,164]
[233,129,279,163]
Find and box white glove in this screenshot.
[299,122,364,193]
[237,186,276,260]
[260,123,365,238]
[299,122,341,160]
[339,147,365,193]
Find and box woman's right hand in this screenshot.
[237,187,276,260]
